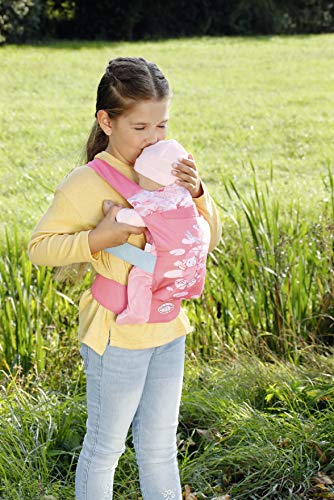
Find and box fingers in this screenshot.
[103,199,115,215]
[105,204,122,220]
[172,154,203,198]
[173,167,197,184]
[172,162,198,186]
[172,156,197,178]
[123,224,146,235]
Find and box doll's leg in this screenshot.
[116,266,153,324]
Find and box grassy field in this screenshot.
[1,350,333,499]
[0,35,334,240]
[1,35,334,499]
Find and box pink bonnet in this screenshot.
[134,139,188,186]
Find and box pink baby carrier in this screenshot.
[88,158,211,323]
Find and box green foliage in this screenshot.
[0,225,86,373]
[286,0,334,34]
[229,0,281,35]
[227,0,334,35]
[0,0,42,44]
[187,165,334,361]
[0,371,86,498]
[2,167,334,374]
[58,0,334,39]
[178,354,334,498]
[1,0,334,44]
[1,354,333,498]
[42,0,75,38]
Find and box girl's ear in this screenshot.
[96,110,112,136]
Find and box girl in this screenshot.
[28,56,222,500]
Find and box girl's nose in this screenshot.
[145,132,158,146]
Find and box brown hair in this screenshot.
[54,57,170,284]
[86,56,170,162]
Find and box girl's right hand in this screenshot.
[88,202,145,254]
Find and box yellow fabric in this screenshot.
[28,151,222,355]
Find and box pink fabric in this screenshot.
[88,158,211,324]
[134,139,188,186]
[116,265,154,324]
[116,207,145,226]
[129,182,194,216]
[114,184,196,323]
[141,205,210,322]
[91,274,127,314]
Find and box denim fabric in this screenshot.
[75,335,186,500]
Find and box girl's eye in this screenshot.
[134,124,167,131]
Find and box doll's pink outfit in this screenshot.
[88,140,211,324]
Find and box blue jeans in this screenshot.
[75,335,186,500]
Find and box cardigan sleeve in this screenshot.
[193,182,222,253]
[27,188,101,267]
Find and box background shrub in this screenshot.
[0,0,42,44]
[1,0,334,44]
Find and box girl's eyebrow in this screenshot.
[130,119,169,125]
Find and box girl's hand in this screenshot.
[102,200,116,216]
[88,201,145,254]
[172,153,204,198]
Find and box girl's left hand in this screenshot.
[172,153,204,198]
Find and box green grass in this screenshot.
[1,35,334,241]
[1,36,334,499]
[1,352,333,499]
[2,169,334,372]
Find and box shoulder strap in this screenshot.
[88,158,141,199]
[88,157,155,272]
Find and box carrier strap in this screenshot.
[88,157,156,272]
[88,158,142,199]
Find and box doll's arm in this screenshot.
[116,207,146,227]
[103,200,145,227]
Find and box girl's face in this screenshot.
[106,99,170,166]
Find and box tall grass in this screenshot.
[0,370,85,499]
[1,354,333,499]
[2,167,334,373]
[188,165,334,361]
[0,227,81,373]
[178,353,334,499]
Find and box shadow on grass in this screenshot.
[7,33,324,51]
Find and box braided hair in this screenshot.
[86,57,170,162]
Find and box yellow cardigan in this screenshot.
[28,151,222,355]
